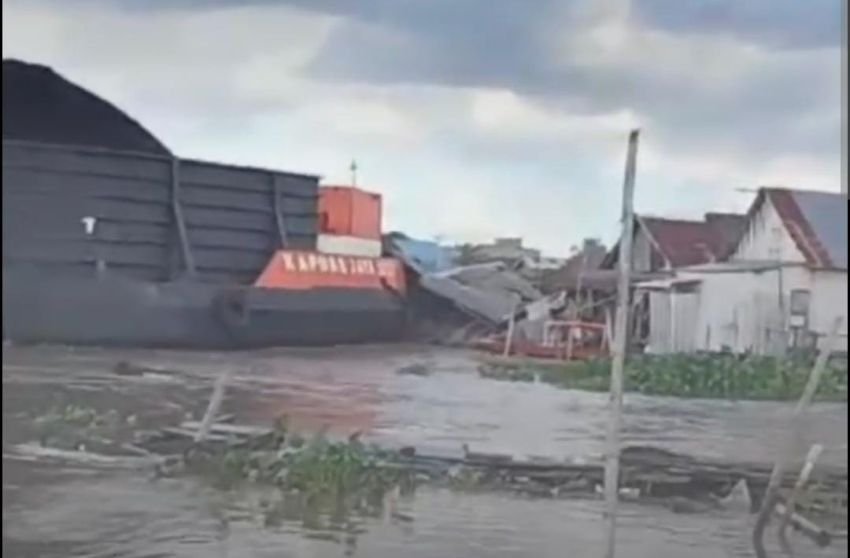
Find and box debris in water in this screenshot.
[17,402,848,532]
[717,478,752,512]
[462,443,513,464]
[395,363,432,377]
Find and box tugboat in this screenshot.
[212,184,408,347]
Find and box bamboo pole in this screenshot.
[503,299,518,357]
[752,317,844,558]
[603,129,640,558]
[194,369,232,444]
[778,443,824,555]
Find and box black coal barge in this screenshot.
[2,60,406,348]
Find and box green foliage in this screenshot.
[188,428,406,508]
[479,354,848,401]
[33,404,124,447]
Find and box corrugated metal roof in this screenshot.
[788,189,847,269]
[639,214,747,268]
[601,213,746,271]
[748,188,848,270]
[392,238,456,273]
[418,274,516,324]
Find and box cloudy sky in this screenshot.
[3,0,844,255]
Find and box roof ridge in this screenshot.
[638,214,707,224]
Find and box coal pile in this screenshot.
[2,59,171,155]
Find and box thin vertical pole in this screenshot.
[503,297,519,357]
[603,129,640,558]
[841,0,847,197]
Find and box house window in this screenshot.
[789,289,811,317]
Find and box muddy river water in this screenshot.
[3,344,847,557]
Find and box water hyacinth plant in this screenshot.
[478,353,847,401]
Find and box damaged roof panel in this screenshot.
[418,274,518,324]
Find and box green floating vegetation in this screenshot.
[478,353,848,401]
[33,403,132,448]
[183,424,411,517]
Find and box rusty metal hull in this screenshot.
[2,268,406,349]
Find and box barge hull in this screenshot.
[2,269,405,349]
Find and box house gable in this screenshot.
[732,192,813,265]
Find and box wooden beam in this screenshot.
[752,317,844,558]
[603,129,640,558]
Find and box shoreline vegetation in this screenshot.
[477,353,848,402]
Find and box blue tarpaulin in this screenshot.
[393,238,457,273]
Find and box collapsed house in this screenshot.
[388,236,607,357]
[385,236,560,344]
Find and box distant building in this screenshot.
[640,188,847,355]
[462,238,541,266]
[539,238,608,294]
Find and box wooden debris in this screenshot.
[396,363,432,377]
[179,421,271,439]
[159,426,231,443]
[774,503,832,548]
[194,369,232,444]
[779,444,824,555]
[462,443,513,464]
[752,317,843,558]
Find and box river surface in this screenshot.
[3,344,847,557]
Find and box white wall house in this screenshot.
[641,188,848,355]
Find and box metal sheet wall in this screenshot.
[2,141,319,284]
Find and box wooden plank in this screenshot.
[179,421,270,438]
[193,370,232,443]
